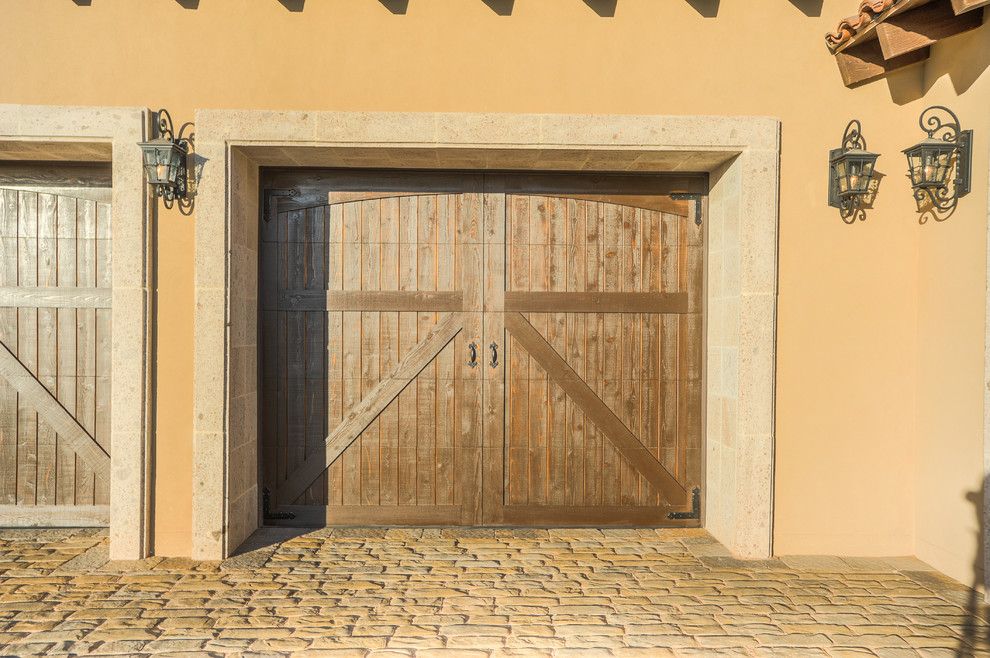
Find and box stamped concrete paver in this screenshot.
[0,527,986,656]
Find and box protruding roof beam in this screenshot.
[835,39,929,87]
[877,1,984,58]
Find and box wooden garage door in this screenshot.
[480,175,703,526]
[0,187,112,526]
[261,170,703,526]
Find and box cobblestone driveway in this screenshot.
[0,527,985,657]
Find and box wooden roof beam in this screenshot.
[952,0,990,14]
[836,38,930,87]
[877,2,984,59]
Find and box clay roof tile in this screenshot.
[825,0,902,52]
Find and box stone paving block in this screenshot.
[0,528,985,656]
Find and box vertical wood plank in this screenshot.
[435,197,455,507]
[54,194,77,506]
[480,175,505,524]
[506,194,529,505]
[341,202,362,506]
[583,203,603,506]
[546,197,567,506]
[17,192,39,505]
[601,202,621,506]
[416,195,437,506]
[564,199,586,506]
[527,196,548,506]
[360,200,382,506]
[35,194,58,506]
[326,203,344,506]
[397,196,418,506]
[75,197,96,505]
[0,190,18,505]
[93,201,111,505]
[379,197,399,506]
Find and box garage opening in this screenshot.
[259,169,706,528]
[0,161,113,527]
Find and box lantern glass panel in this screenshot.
[904,140,956,190]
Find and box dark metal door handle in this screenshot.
[467,342,478,368]
[489,342,499,368]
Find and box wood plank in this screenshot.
[396,196,418,506]
[528,197,549,507]
[951,0,990,13]
[498,505,697,527]
[836,40,930,88]
[480,175,506,524]
[360,200,382,506]
[16,191,38,505]
[505,290,688,313]
[340,203,362,507]
[55,194,77,506]
[506,194,530,506]
[35,193,58,506]
[0,190,17,505]
[0,287,111,309]
[877,1,984,59]
[435,196,455,508]
[275,312,463,508]
[75,198,97,505]
[546,196,567,507]
[325,204,344,506]
[0,504,109,527]
[504,311,687,506]
[0,341,109,478]
[379,198,399,507]
[584,202,604,506]
[416,196,438,506]
[302,206,326,505]
[273,504,462,527]
[267,290,463,312]
[0,162,112,188]
[564,198,586,506]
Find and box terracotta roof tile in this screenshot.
[825,0,902,52]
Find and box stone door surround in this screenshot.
[192,111,781,560]
[0,104,153,560]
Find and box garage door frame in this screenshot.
[192,111,780,561]
[0,105,154,560]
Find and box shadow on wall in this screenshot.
[278,0,305,11]
[379,0,409,13]
[787,0,824,16]
[961,476,990,656]
[583,0,618,16]
[886,22,990,104]
[685,0,719,18]
[175,0,200,8]
[481,0,514,15]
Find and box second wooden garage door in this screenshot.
[261,170,703,526]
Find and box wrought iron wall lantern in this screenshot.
[903,106,972,214]
[138,109,192,212]
[828,120,879,223]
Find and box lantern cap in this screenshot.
[902,136,957,155]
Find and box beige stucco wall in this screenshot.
[0,0,987,585]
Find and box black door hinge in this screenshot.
[262,487,296,521]
[667,487,701,520]
[670,193,704,227]
[263,188,298,223]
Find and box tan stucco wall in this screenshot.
[1,0,987,584]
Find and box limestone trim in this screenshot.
[0,104,153,560]
[192,111,780,560]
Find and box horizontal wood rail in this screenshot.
[0,287,110,309]
[504,291,688,314]
[266,290,464,312]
